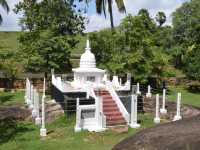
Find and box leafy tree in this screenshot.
[23,31,72,73]
[173,0,200,47]
[184,45,200,80]
[172,0,200,76]
[0,0,9,24]
[0,50,23,89]
[14,0,85,76]
[155,11,166,27]
[90,10,170,84]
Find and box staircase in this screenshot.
[97,90,127,127]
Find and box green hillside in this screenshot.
[0,32,20,51]
[0,32,86,54]
[0,32,87,68]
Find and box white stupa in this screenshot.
[72,40,105,88]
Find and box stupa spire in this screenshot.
[85,39,91,51]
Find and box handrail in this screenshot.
[105,81,130,123]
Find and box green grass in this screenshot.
[167,86,200,107]
[0,87,200,150]
[0,114,154,150]
[0,91,25,106]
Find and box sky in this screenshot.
[0,0,188,32]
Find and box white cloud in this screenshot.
[85,0,188,32]
[0,0,188,32]
[0,0,21,31]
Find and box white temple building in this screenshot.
[51,39,132,132]
[52,39,131,93]
[72,40,105,89]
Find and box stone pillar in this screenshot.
[136,83,141,95]
[32,89,38,118]
[86,84,90,99]
[24,78,29,104]
[173,93,182,121]
[35,90,41,125]
[130,94,140,128]
[154,94,160,124]
[40,78,47,137]
[29,84,34,109]
[119,78,122,86]
[146,85,152,98]
[160,89,167,114]
[74,98,81,132]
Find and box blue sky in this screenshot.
[0,0,188,32]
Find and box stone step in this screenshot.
[102,96,113,99]
[103,107,119,112]
[106,115,124,120]
[104,111,122,116]
[103,103,118,107]
[106,119,127,126]
[103,100,116,104]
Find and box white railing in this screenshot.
[105,81,130,123]
[52,74,63,92]
[75,85,106,132]
[24,78,41,125]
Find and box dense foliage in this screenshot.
[14,0,85,74]
[90,10,170,83]
[0,0,200,85]
[172,0,200,80]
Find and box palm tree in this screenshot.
[96,0,126,29]
[0,0,9,25]
[155,11,166,27]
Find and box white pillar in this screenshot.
[173,93,182,121]
[119,78,122,86]
[27,80,31,105]
[136,83,141,95]
[86,84,90,99]
[32,89,38,118]
[160,89,167,114]
[146,85,152,98]
[130,94,140,128]
[35,90,41,125]
[154,94,160,124]
[29,84,34,109]
[40,78,47,137]
[24,78,28,104]
[74,98,81,132]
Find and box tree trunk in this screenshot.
[108,0,114,31]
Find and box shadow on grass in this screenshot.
[0,117,34,144]
[0,94,14,104]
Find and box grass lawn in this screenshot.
[0,91,25,106]
[0,114,154,150]
[0,87,200,150]
[167,86,200,107]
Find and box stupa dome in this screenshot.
[80,40,96,68]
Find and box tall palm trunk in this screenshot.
[108,0,114,29]
[0,0,9,24]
